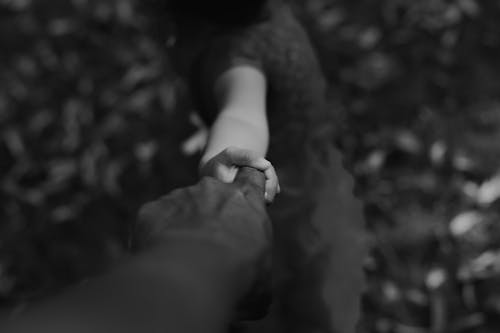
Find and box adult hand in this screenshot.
[199,147,280,203]
[134,167,272,320]
[0,168,272,333]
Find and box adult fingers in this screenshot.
[234,166,266,201]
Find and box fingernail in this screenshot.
[264,191,269,201]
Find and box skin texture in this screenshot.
[167,16,280,203]
[0,168,272,333]
[200,66,280,203]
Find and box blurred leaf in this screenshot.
[452,150,476,172]
[393,130,422,155]
[317,8,345,31]
[0,0,31,11]
[342,52,399,90]
[181,128,208,156]
[27,110,54,134]
[115,0,134,24]
[358,150,386,174]
[122,64,158,88]
[134,141,157,163]
[358,27,382,50]
[124,88,155,113]
[425,268,447,290]
[457,0,480,17]
[50,205,78,224]
[429,141,446,167]
[450,211,484,238]
[3,128,25,157]
[48,159,77,185]
[458,251,500,281]
[48,18,75,36]
[476,173,500,207]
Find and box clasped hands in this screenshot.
[135,148,279,321]
[199,147,280,203]
[0,149,277,333]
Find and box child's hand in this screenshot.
[200,147,280,203]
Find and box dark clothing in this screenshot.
[191,2,330,171]
[0,169,272,333]
[189,2,367,332]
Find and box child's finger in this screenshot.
[220,147,279,202]
[223,147,271,170]
[263,165,279,203]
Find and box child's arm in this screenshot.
[199,65,280,202]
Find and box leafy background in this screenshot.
[1,0,500,332]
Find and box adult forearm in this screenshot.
[0,238,250,333]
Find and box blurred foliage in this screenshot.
[0,0,200,303]
[1,0,500,332]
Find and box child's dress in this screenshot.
[187,1,367,332]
